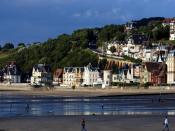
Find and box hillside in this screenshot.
[0,17,172,78]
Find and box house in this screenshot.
[152,50,167,62]
[162,18,173,27]
[166,50,175,84]
[106,41,127,56]
[163,18,175,40]
[141,62,167,85]
[31,64,52,86]
[63,65,101,87]
[82,64,100,86]
[53,69,63,85]
[103,70,112,87]
[3,61,21,83]
[112,73,122,83]
[142,48,152,62]
[125,43,142,59]
[120,64,141,83]
[63,67,84,87]
[127,34,148,45]
[170,19,175,40]
[132,64,141,83]
[125,21,136,31]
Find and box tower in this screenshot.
[166,50,175,84]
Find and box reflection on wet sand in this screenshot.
[0,94,174,117]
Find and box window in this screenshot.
[114,77,117,80]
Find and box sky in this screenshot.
[0,0,174,45]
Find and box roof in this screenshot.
[33,64,51,72]
[54,69,63,77]
[144,62,166,77]
[154,50,166,55]
[4,62,21,75]
[163,18,175,23]
[64,67,84,73]
[144,62,161,72]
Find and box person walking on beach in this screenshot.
[25,103,30,113]
[101,104,104,115]
[81,119,86,131]
[101,104,104,109]
[163,116,169,131]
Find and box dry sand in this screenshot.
[0,115,174,131]
[0,87,175,97]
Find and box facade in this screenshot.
[141,62,167,85]
[170,20,175,40]
[31,64,52,86]
[120,64,141,83]
[166,50,175,84]
[103,70,112,86]
[112,74,122,83]
[142,49,152,62]
[63,67,84,87]
[82,64,100,86]
[3,61,21,83]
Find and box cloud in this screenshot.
[73,13,81,17]
[73,9,100,18]
[0,0,174,44]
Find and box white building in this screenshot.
[142,49,152,62]
[63,67,84,87]
[166,50,175,84]
[103,70,112,86]
[112,74,122,83]
[111,64,141,84]
[162,18,172,27]
[125,21,136,31]
[31,64,52,86]
[3,61,21,83]
[170,20,175,40]
[82,64,100,86]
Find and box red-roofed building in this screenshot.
[141,62,167,85]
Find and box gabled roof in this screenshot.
[144,62,161,72]
[144,62,166,77]
[33,64,51,72]
[64,67,84,73]
[4,61,21,75]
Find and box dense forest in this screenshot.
[0,17,172,77]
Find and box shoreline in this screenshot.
[0,86,175,97]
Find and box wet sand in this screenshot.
[0,115,174,131]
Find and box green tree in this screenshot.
[3,43,14,50]
[110,46,116,53]
[18,43,26,48]
[98,58,107,70]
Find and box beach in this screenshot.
[0,115,174,131]
[0,86,175,97]
[0,87,174,131]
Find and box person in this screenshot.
[25,103,30,113]
[81,119,86,131]
[101,104,104,109]
[163,116,169,131]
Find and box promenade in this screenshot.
[0,85,175,97]
[0,115,174,131]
